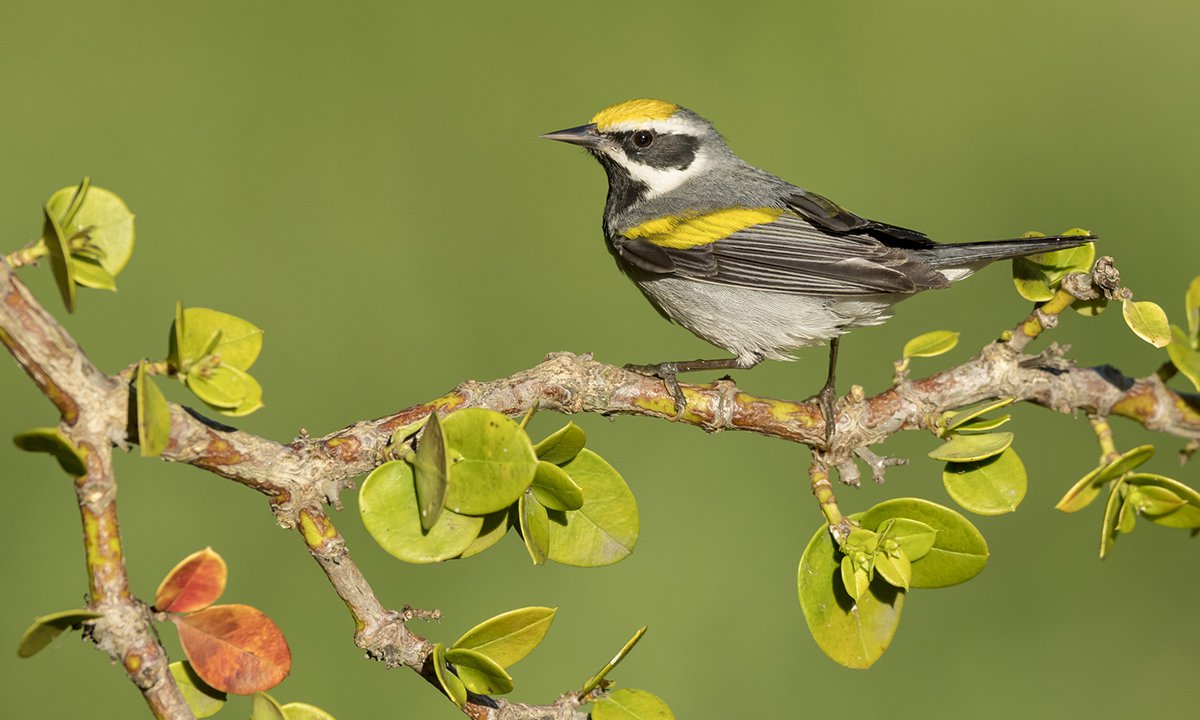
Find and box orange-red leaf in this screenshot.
[156,547,228,613]
[175,604,291,695]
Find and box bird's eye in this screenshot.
[633,130,655,148]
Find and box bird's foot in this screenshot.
[805,382,838,449]
[625,361,686,419]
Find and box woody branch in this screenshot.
[2,256,1197,720]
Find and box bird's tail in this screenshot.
[912,234,1096,269]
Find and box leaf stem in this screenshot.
[4,239,48,268]
[810,458,849,543]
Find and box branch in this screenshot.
[4,255,1198,719]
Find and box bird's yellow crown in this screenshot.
[591,99,679,131]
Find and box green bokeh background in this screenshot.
[2,1,1198,717]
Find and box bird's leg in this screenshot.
[813,337,840,447]
[625,357,751,418]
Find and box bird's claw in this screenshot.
[624,362,687,419]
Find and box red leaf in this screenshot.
[174,604,291,695]
[156,547,228,613]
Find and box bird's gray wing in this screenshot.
[630,209,951,297]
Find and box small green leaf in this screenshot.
[444,647,514,695]
[281,702,337,720]
[798,524,904,669]
[928,432,1014,462]
[169,661,226,718]
[412,413,449,531]
[359,460,483,563]
[950,415,1012,433]
[518,491,550,566]
[859,498,988,588]
[943,398,1015,432]
[173,306,264,371]
[546,449,639,567]
[457,507,512,559]
[136,362,172,458]
[593,689,675,720]
[451,606,557,669]
[442,408,538,515]
[878,518,938,562]
[840,555,870,601]
[531,460,584,511]
[1012,261,1056,302]
[533,422,587,464]
[1056,465,1108,513]
[42,205,76,312]
[71,258,117,291]
[12,426,88,475]
[902,330,959,359]
[1122,299,1171,348]
[45,182,135,286]
[873,549,912,591]
[1187,275,1200,342]
[184,363,262,416]
[432,643,467,707]
[1127,485,1186,515]
[1012,234,1095,302]
[1100,480,1127,559]
[250,692,286,720]
[1125,473,1200,529]
[943,448,1028,515]
[580,626,647,696]
[16,608,102,658]
[1167,325,1200,391]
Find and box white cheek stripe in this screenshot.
[609,147,710,199]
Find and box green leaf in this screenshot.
[1012,234,1095,302]
[950,415,1012,433]
[1187,275,1200,342]
[546,449,639,567]
[531,460,584,511]
[42,205,76,312]
[798,524,904,669]
[840,555,871,602]
[1122,299,1171,348]
[169,661,226,718]
[533,421,587,464]
[136,362,172,457]
[173,306,264,371]
[16,608,102,658]
[1125,473,1200,529]
[45,182,135,286]
[281,702,337,720]
[518,491,550,566]
[451,606,557,669]
[184,363,263,416]
[359,460,483,563]
[859,498,989,588]
[444,647,514,695]
[580,626,647,696]
[873,549,912,591]
[442,408,538,515]
[1012,260,1055,302]
[458,507,512,559]
[943,398,1015,432]
[71,257,117,291]
[593,689,675,720]
[928,432,1013,462]
[1096,445,1156,482]
[1100,480,1127,559]
[1059,444,1158,513]
[412,413,449,531]
[902,330,959,359]
[878,518,938,562]
[12,426,88,475]
[943,448,1028,515]
[250,692,286,720]
[432,643,467,707]
[1167,325,1200,391]
[1127,485,1186,515]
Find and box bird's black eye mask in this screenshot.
[611,130,699,171]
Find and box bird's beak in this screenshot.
[541,123,601,149]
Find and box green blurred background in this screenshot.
[2,1,1198,717]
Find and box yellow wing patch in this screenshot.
[623,207,783,249]
[592,99,679,130]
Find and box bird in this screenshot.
[542,99,1093,444]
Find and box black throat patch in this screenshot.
[593,150,651,220]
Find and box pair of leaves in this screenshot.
[838,519,938,598]
[1056,445,1155,513]
[1011,230,1095,303]
[1165,275,1200,391]
[169,303,265,416]
[157,548,291,696]
[249,691,336,720]
[798,498,988,669]
[432,607,557,706]
[1101,474,1200,558]
[931,403,1027,515]
[361,411,638,567]
[40,179,136,311]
